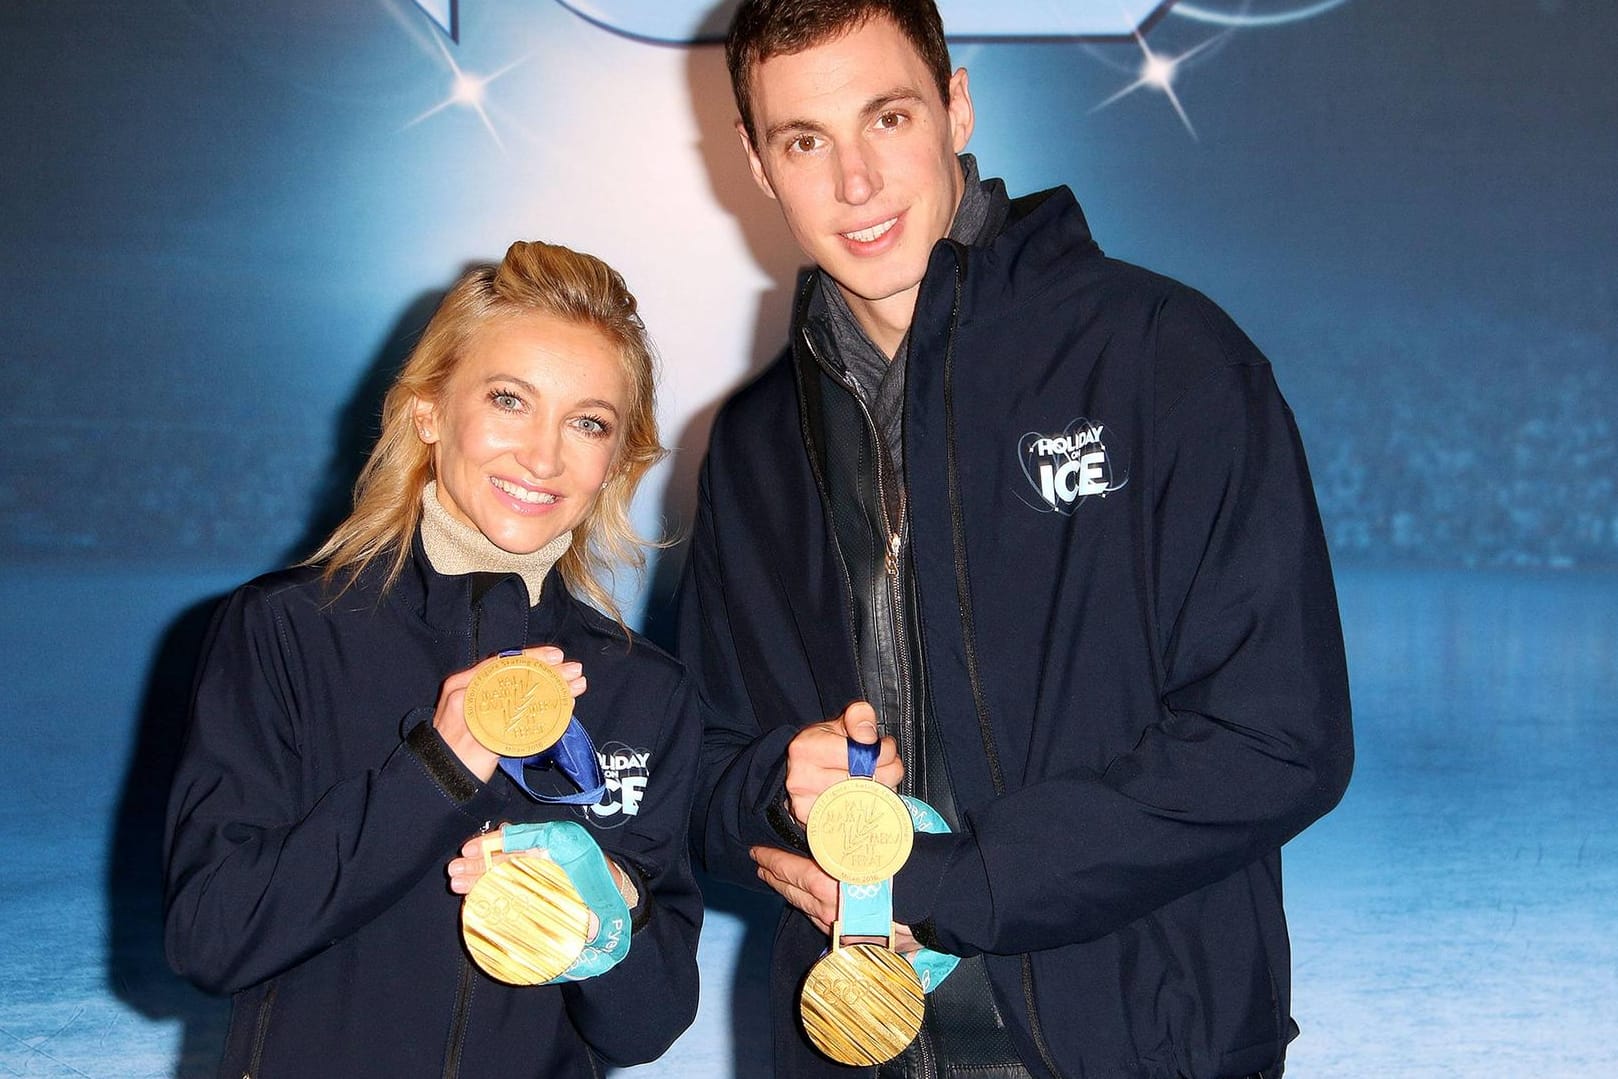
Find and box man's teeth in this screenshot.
[843,217,896,243]
[492,478,557,504]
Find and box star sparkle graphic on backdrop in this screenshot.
[1089,29,1226,141]
[402,0,1356,146]
[403,27,526,149]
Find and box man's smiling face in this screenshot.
[739,14,973,352]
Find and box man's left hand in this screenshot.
[750,845,920,954]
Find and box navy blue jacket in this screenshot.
[680,188,1353,1078]
[166,537,702,1077]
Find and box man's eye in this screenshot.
[790,134,820,154]
[876,111,904,130]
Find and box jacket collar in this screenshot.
[789,182,1096,343]
[389,529,573,666]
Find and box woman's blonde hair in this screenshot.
[310,240,666,623]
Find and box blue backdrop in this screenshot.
[3,1,1614,1074]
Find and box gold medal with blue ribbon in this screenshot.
[799,736,925,1065]
[463,652,574,759]
[460,652,628,985]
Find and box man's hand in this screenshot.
[783,701,902,825]
[751,845,920,955]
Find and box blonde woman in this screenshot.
[165,241,701,1077]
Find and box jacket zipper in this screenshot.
[244,980,278,1078]
[936,248,1062,1077]
[442,957,474,1079]
[802,325,930,1079]
[800,329,917,776]
[441,596,483,1079]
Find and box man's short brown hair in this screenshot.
[726,0,953,145]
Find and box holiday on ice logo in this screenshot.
[583,741,651,827]
[1018,419,1128,514]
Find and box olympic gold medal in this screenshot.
[461,842,591,985]
[805,778,914,885]
[800,941,925,1065]
[463,654,574,758]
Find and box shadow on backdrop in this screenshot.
[638,19,803,653]
[287,289,451,567]
[105,594,231,1078]
[628,12,815,1075]
[102,287,449,1076]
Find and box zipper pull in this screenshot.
[885,531,902,576]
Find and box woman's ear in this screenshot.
[411,396,439,444]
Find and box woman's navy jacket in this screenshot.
[680,187,1353,1078]
[166,537,703,1077]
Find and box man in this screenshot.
[679,2,1353,1076]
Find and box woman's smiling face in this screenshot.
[414,312,628,554]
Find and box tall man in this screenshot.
[679,2,1353,1076]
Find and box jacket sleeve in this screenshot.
[893,296,1354,955]
[164,584,507,993]
[560,674,705,1066]
[678,457,811,890]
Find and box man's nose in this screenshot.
[835,142,880,206]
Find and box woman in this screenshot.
[165,241,702,1077]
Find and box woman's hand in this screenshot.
[448,831,635,940]
[431,645,586,782]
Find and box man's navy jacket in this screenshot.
[680,187,1353,1078]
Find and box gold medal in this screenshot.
[801,939,925,1065]
[463,654,574,758]
[805,778,914,885]
[461,835,591,985]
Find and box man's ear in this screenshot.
[947,67,975,153]
[737,120,779,201]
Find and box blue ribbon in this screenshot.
[846,734,878,779]
[491,650,606,805]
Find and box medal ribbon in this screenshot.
[847,734,878,780]
[491,650,607,804]
[839,734,891,938]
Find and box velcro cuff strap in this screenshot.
[404,715,480,804]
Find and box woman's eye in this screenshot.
[490,389,523,411]
[574,415,612,437]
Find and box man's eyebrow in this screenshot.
[859,87,925,119]
[762,87,927,144]
[763,116,828,144]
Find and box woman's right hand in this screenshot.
[432,646,586,782]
